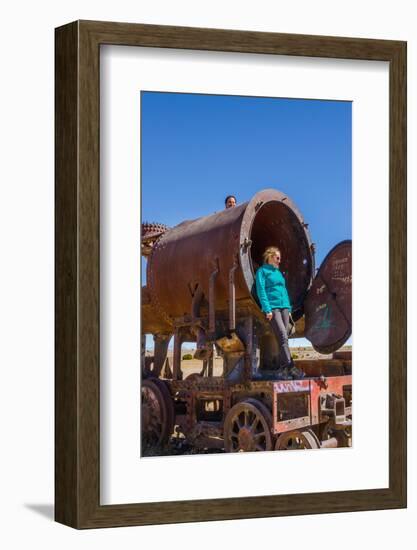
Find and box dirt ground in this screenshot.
[149,345,351,378]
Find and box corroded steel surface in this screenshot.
[141,286,173,334]
[146,189,315,325]
[292,358,351,377]
[272,374,352,435]
[304,240,352,354]
[333,349,352,361]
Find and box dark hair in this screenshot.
[224,195,237,206]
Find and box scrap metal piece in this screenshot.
[141,221,170,257]
[304,240,352,354]
[216,332,245,353]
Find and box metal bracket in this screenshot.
[209,259,220,333]
[228,256,239,331]
[240,237,252,253]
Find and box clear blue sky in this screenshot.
[141,91,351,348]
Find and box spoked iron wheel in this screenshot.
[224,398,272,452]
[275,428,320,450]
[141,378,174,455]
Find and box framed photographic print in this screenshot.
[55,20,406,528]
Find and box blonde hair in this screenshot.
[263,246,281,264]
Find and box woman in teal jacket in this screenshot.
[255,246,304,379]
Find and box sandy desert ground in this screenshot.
[146,345,352,378]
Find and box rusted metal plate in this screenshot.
[293,359,348,377]
[304,240,352,354]
[141,285,173,334]
[272,374,353,431]
[333,350,352,361]
[309,374,352,426]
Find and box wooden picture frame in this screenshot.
[55,20,406,528]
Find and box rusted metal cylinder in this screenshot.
[147,189,315,324]
[320,437,338,448]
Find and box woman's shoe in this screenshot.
[288,365,306,379]
[276,366,292,380]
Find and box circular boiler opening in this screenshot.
[249,200,314,315]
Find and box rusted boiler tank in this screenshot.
[146,188,314,323]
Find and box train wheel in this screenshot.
[141,378,174,454]
[275,429,320,450]
[224,398,272,452]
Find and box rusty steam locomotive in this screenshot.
[141,188,352,453]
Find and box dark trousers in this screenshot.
[270,308,292,368]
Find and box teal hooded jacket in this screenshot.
[255,263,292,314]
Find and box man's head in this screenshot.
[225,195,237,209]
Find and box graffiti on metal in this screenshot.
[311,303,335,331]
[274,380,310,393]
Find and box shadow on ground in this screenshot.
[25,504,54,521]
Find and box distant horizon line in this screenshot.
[145,343,353,352]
